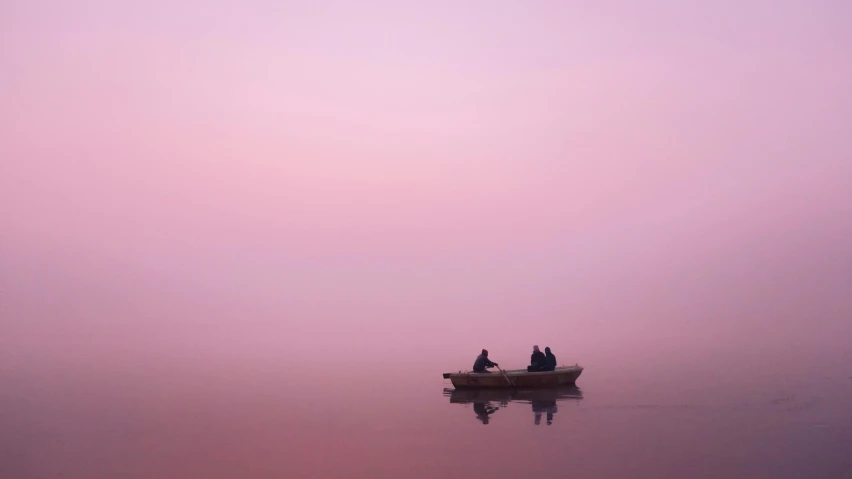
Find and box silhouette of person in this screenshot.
[528,345,546,372]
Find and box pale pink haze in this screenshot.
[2,1,851,367]
[3,2,852,478]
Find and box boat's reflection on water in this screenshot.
[443,386,583,425]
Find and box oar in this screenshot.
[496,365,515,388]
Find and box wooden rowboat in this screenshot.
[442,365,583,389]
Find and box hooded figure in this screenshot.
[528,345,546,372]
[543,347,557,371]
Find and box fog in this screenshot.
[3,0,851,402]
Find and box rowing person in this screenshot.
[472,349,499,373]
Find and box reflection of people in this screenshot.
[472,401,499,424]
[528,345,546,372]
[473,349,498,373]
[446,386,580,426]
[532,399,558,425]
[543,347,557,371]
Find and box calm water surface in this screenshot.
[2,345,851,479]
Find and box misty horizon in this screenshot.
[2,1,852,478]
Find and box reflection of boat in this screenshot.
[444,386,583,404]
[443,386,582,425]
[442,365,583,389]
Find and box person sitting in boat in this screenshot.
[473,349,498,373]
[528,345,546,372]
[543,347,557,371]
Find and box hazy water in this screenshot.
[2,344,851,479]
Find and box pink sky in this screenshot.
[2,1,851,368]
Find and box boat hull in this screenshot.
[445,366,583,389]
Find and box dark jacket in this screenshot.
[543,351,557,371]
[473,354,496,372]
[530,350,546,368]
